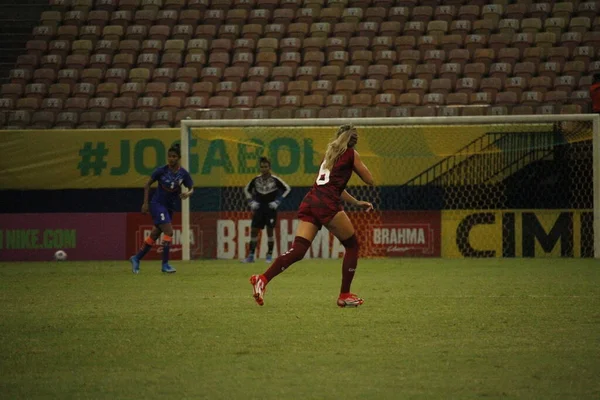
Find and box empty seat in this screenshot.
[504,77,527,97]
[150,110,175,128]
[422,92,444,107]
[380,79,402,97]
[511,105,534,115]
[438,63,461,87]
[456,77,479,94]
[529,76,553,93]
[310,80,333,97]
[279,95,301,108]
[521,91,544,106]
[328,78,354,98]
[495,91,518,107]
[325,94,348,109]
[374,93,397,107]
[127,111,151,128]
[554,76,577,94]
[513,62,536,80]
[55,111,79,128]
[445,93,469,106]
[358,79,381,96]
[78,111,103,128]
[358,22,378,39]
[65,97,89,112]
[184,96,207,109]
[544,90,568,105]
[470,91,493,106]
[271,66,293,84]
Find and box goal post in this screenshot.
[181,114,600,260]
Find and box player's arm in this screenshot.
[353,150,374,186]
[244,178,260,210]
[142,176,157,213]
[269,176,292,210]
[243,177,255,201]
[275,176,291,198]
[180,173,194,199]
[341,190,373,211]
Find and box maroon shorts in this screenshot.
[297,200,341,229]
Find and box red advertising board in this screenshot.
[0,213,126,261]
[179,210,441,259]
[0,211,441,261]
[125,213,204,260]
[366,211,441,257]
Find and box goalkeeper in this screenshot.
[242,156,291,263]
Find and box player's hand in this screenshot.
[249,200,260,211]
[357,201,373,211]
[141,203,149,214]
[268,201,280,210]
[180,192,191,200]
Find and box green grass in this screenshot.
[0,258,599,400]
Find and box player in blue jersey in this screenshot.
[129,143,194,274]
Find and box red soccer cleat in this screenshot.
[250,274,267,306]
[337,293,364,308]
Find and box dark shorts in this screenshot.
[151,203,173,226]
[297,200,341,230]
[251,209,277,229]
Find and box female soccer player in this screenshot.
[249,124,374,308]
[129,143,193,274]
[242,156,291,263]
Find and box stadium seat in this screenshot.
[456,77,479,94]
[504,77,527,98]
[311,80,333,97]
[3,0,599,128]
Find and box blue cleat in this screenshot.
[241,254,255,263]
[265,254,273,263]
[130,256,140,274]
[161,264,176,273]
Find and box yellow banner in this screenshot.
[0,123,554,189]
[0,129,179,189]
[441,210,592,258]
[189,123,553,187]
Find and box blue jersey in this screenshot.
[150,165,193,210]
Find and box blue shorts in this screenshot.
[150,203,173,226]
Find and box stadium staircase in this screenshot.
[402,128,561,187]
[0,1,48,84]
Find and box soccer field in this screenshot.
[1,259,599,400]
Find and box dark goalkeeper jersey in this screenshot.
[244,174,291,206]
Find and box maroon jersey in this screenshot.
[298,148,355,227]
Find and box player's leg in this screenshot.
[246,227,260,262]
[130,204,166,274]
[265,211,277,262]
[250,220,319,306]
[325,211,363,308]
[263,220,318,281]
[134,226,162,259]
[244,212,265,263]
[157,210,176,273]
[130,226,162,274]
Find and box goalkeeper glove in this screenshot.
[268,200,280,210]
[249,200,260,211]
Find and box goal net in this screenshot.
[180,115,600,260]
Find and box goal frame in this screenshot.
[180,114,600,261]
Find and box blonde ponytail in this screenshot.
[323,124,355,171]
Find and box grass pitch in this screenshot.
[0,258,599,400]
